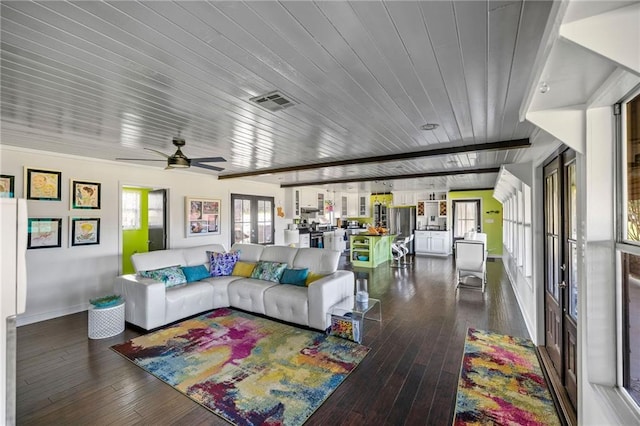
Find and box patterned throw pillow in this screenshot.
[180,265,210,283]
[280,268,309,287]
[232,261,256,277]
[250,261,288,283]
[208,251,240,277]
[139,266,187,288]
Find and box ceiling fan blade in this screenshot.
[144,147,170,158]
[191,157,226,163]
[192,163,225,172]
[115,157,165,162]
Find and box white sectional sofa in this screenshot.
[114,243,354,331]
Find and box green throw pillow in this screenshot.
[250,261,288,283]
[139,266,187,288]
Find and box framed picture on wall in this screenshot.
[70,180,101,209]
[0,174,15,198]
[25,168,62,201]
[70,217,100,246]
[186,197,221,236]
[27,218,62,249]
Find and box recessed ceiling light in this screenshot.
[539,82,550,94]
[420,123,439,131]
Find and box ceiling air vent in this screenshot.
[249,91,296,112]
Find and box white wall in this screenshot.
[0,146,287,326]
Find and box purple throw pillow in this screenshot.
[208,251,240,277]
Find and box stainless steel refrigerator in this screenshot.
[388,206,416,254]
[1,198,28,425]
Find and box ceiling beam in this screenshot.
[218,138,529,179]
[279,167,501,188]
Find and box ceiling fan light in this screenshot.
[168,156,190,168]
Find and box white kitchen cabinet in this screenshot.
[414,230,451,255]
[358,193,370,217]
[346,193,359,217]
[391,191,415,207]
[284,188,300,218]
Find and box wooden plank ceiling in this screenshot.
[0,1,555,192]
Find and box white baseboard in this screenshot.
[16,303,89,327]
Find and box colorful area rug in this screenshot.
[111,308,369,425]
[453,328,560,425]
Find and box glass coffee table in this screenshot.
[329,298,381,343]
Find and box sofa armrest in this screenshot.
[307,270,355,330]
[114,274,166,330]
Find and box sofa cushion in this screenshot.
[232,261,256,277]
[139,266,187,288]
[208,251,240,277]
[260,245,298,265]
[280,268,309,287]
[181,265,210,283]
[264,284,309,327]
[228,278,279,314]
[230,243,265,262]
[132,250,187,273]
[183,244,226,267]
[292,248,341,274]
[250,261,288,283]
[164,281,215,324]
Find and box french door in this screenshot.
[543,148,578,410]
[231,194,274,245]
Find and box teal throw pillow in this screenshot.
[280,268,309,287]
[139,266,187,288]
[250,261,288,283]
[180,265,210,283]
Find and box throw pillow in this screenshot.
[232,261,256,277]
[280,268,309,287]
[139,266,187,288]
[305,272,326,286]
[180,265,210,283]
[208,251,240,277]
[250,261,288,283]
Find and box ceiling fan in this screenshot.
[116,136,226,171]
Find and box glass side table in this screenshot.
[329,298,381,343]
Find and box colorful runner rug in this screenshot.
[112,308,369,426]
[453,328,560,425]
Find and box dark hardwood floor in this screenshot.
[16,255,530,425]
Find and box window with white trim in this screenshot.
[620,89,640,407]
[122,189,141,230]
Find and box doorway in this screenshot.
[452,199,481,248]
[543,148,578,413]
[121,186,168,274]
[231,194,274,245]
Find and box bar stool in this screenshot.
[399,235,414,267]
[391,237,407,268]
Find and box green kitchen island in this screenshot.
[350,234,394,268]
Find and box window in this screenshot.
[453,200,479,238]
[620,89,640,406]
[122,189,141,230]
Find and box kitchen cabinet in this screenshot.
[299,188,316,209]
[350,234,394,267]
[340,195,348,217]
[414,230,451,255]
[372,203,388,227]
[358,194,370,217]
[284,188,300,218]
[391,191,415,207]
[346,193,359,217]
